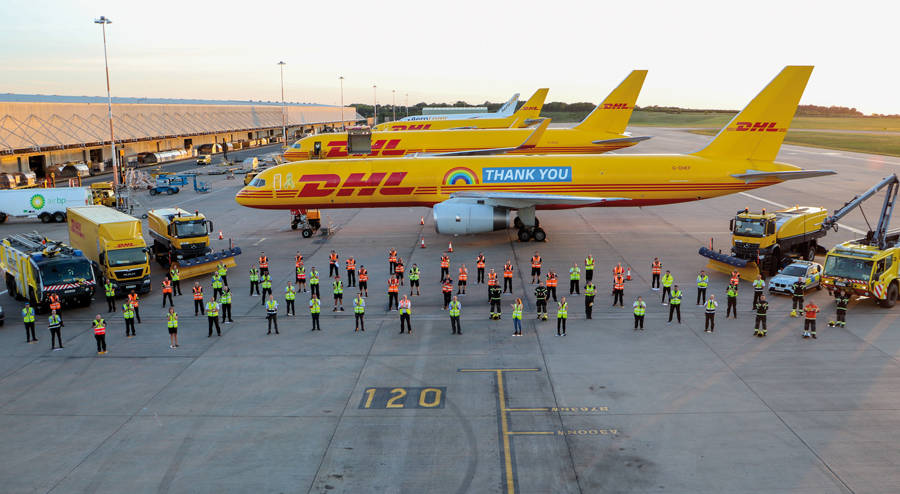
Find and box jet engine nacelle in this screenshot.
[433,199,509,234]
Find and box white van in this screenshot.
[0,187,92,223]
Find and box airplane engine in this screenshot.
[433,199,509,234]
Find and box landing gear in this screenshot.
[514,208,546,242]
[291,209,321,238]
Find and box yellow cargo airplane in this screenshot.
[239,66,834,242]
[372,88,549,132]
[283,70,649,162]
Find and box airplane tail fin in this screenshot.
[693,66,813,162]
[510,88,549,123]
[573,70,647,134]
[497,93,519,115]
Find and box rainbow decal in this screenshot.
[442,167,479,186]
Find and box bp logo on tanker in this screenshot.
[482,166,572,183]
[30,194,46,210]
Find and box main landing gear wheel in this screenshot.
[532,228,546,242]
[517,229,532,242]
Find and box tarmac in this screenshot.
[1,128,899,493]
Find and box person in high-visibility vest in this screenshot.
[725,283,738,319]
[309,294,321,331]
[332,276,344,312]
[48,293,62,321]
[729,270,741,287]
[398,295,412,334]
[633,296,646,330]
[395,258,405,286]
[105,279,116,312]
[48,310,63,350]
[127,290,141,324]
[667,285,682,324]
[408,264,420,296]
[660,271,674,304]
[790,279,805,317]
[441,277,453,310]
[122,301,136,337]
[650,258,662,290]
[803,302,819,339]
[309,268,320,298]
[212,272,224,300]
[170,265,182,295]
[249,264,261,296]
[216,261,228,288]
[556,297,568,336]
[754,294,768,337]
[752,274,765,308]
[487,269,498,290]
[457,265,468,295]
[440,254,450,281]
[531,252,542,284]
[167,308,179,349]
[261,273,273,303]
[285,282,296,316]
[503,260,514,294]
[585,255,595,283]
[613,263,624,279]
[265,295,278,334]
[534,280,549,320]
[696,270,709,305]
[258,252,269,276]
[449,296,462,334]
[92,314,107,354]
[295,250,304,271]
[476,253,486,284]
[354,292,366,332]
[546,271,558,302]
[388,248,398,274]
[162,277,174,308]
[568,263,581,295]
[206,299,221,337]
[387,276,400,311]
[612,274,625,307]
[345,256,357,287]
[192,282,205,316]
[22,303,37,343]
[359,266,369,297]
[704,295,718,333]
[329,250,340,278]
[829,289,849,328]
[512,297,524,336]
[584,281,596,319]
[296,264,307,292]
[220,286,233,323]
[489,284,502,320]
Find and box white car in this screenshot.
[768,260,824,295]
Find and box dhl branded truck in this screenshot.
[147,208,241,279]
[1,233,96,310]
[67,206,152,295]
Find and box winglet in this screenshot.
[693,66,814,162]
[497,93,520,116]
[573,70,647,134]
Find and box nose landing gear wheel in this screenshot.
[532,228,546,242]
[302,228,314,238]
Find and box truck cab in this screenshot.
[147,208,213,265]
[823,238,900,307]
[730,206,826,274]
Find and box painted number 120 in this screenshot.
[359,387,446,409]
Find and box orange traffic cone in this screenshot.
[420,237,426,248]
[447,242,453,253]
[626,267,631,281]
[420,216,425,225]
[218,231,224,240]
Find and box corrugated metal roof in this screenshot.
[0,93,336,107]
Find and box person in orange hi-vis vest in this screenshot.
[803,302,819,339]
[388,248,398,273]
[476,253,486,284]
[345,256,357,287]
[358,266,369,297]
[127,290,141,324]
[329,250,340,278]
[162,277,174,308]
[503,260,514,294]
[650,258,662,290]
[546,271,558,302]
[192,282,205,316]
[258,252,269,276]
[442,277,453,310]
[531,252,542,284]
[440,254,450,281]
[387,276,400,311]
[49,293,62,321]
[457,265,468,295]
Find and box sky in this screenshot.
[2,0,898,114]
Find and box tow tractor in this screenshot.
[822,174,900,307]
[291,209,322,238]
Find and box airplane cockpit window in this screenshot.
[249,178,265,187]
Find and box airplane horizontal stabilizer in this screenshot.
[591,136,653,145]
[450,191,629,209]
[731,169,836,183]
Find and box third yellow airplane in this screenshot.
[241,66,833,242]
[282,70,650,161]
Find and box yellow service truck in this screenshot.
[147,208,241,279]
[1,233,96,310]
[67,205,152,295]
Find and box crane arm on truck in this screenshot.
[822,174,899,246]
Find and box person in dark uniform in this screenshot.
[265,295,278,334]
[104,279,116,313]
[667,285,682,324]
[704,296,718,333]
[449,296,462,334]
[92,314,107,354]
[584,281,596,319]
[122,301,136,337]
[725,283,738,319]
[754,294,769,337]
[752,275,765,308]
[169,265,182,295]
[220,286,234,323]
[48,310,63,350]
[206,299,221,337]
[534,281,549,320]
[489,284,502,320]
[790,279,805,317]
[398,295,412,334]
[830,289,850,327]
[309,294,321,331]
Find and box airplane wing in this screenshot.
[592,136,653,145]
[731,169,837,183]
[415,118,551,157]
[496,93,520,116]
[450,191,629,208]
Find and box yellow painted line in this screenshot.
[458,368,540,372]
[497,370,515,494]
[507,431,555,435]
[506,408,551,412]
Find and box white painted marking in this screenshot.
[253,238,266,246]
[738,192,867,236]
[0,290,6,296]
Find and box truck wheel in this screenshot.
[805,242,817,261]
[53,212,65,223]
[881,283,898,308]
[39,213,51,223]
[291,222,299,230]
[302,228,313,238]
[149,189,159,196]
[0,213,7,223]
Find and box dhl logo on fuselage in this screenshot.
[729,121,786,132]
[602,103,632,109]
[325,139,406,158]
[293,172,414,197]
[388,124,432,131]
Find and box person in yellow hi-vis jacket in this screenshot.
[556,297,568,336]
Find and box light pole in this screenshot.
[278,61,286,144]
[338,76,344,130]
[405,93,409,117]
[372,84,377,126]
[392,89,396,122]
[94,15,118,189]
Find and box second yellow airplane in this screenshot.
[283,70,650,162]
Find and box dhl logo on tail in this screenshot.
[601,103,632,109]
[730,121,786,132]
